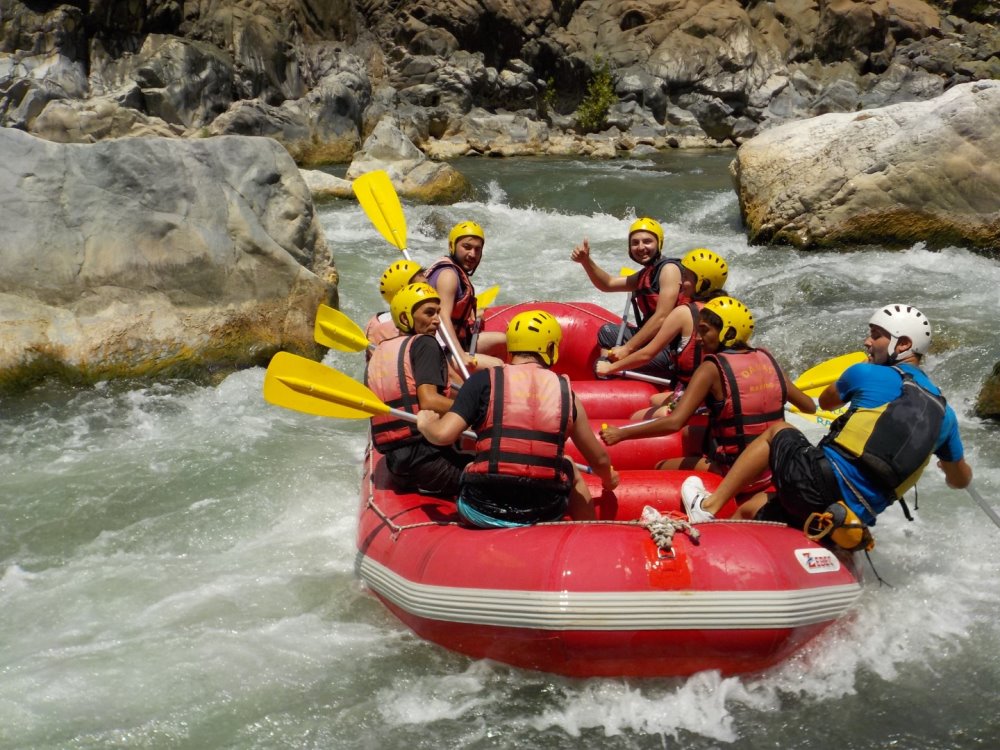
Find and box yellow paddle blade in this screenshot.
[263,352,390,419]
[794,351,867,394]
[787,402,849,427]
[619,267,637,276]
[476,285,500,312]
[314,304,371,352]
[352,170,408,253]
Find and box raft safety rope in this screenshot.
[639,505,700,551]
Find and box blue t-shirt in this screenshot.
[821,362,964,524]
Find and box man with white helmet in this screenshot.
[680,304,972,551]
[417,310,619,527]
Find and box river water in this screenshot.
[2,152,999,749]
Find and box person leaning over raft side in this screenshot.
[601,297,816,497]
[416,310,620,527]
[680,303,973,551]
[596,247,729,412]
[570,217,683,378]
[364,259,427,357]
[365,283,472,497]
[425,220,505,372]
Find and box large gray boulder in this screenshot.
[0,128,337,389]
[730,80,1000,250]
[346,117,470,203]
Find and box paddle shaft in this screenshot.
[469,322,482,356]
[966,484,1000,530]
[438,326,472,380]
[621,370,671,387]
[614,293,633,348]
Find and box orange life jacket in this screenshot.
[363,311,398,361]
[704,347,787,466]
[426,256,477,348]
[365,335,423,451]
[672,301,705,385]
[631,256,683,325]
[465,363,574,483]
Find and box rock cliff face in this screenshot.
[2,0,997,155]
[0,128,337,388]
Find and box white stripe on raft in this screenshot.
[356,555,863,631]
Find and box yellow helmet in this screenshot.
[628,217,664,251]
[681,248,729,296]
[506,310,562,366]
[390,283,440,333]
[448,221,486,255]
[703,296,755,346]
[378,260,424,304]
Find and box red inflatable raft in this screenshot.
[355,302,862,677]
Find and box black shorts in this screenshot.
[459,471,571,525]
[385,440,472,498]
[755,428,842,526]
[597,322,674,377]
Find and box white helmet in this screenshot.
[868,304,932,362]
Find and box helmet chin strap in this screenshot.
[886,337,915,365]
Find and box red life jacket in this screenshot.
[426,256,477,348]
[672,301,705,385]
[365,335,423,451]
[363,311,397,361]
[631,256,682,325]
[465,363,574,483]
[704,347,787,466]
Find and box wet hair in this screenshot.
[700,307,723,331]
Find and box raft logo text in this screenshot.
[794,548,842,573]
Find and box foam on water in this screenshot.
[3,154,999,747]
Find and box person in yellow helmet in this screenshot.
[364,260,427,358]
[601,296,816,499]
[570,217,684,379]
[596,248,729,409]
[417,310,619,526]
[425,220,505,373]
[365,283,472,496]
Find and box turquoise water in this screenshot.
[2,152,1000,748]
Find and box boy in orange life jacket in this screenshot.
[570,217,683,378]
[365,283,472,497]
[597,248,729,411]
[416,310,619,528]
[600,297,815,496]
[425,220,505,372]
[364,260,427,358]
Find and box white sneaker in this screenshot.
[681,476,716,522]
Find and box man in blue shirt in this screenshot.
[680,304,973,549]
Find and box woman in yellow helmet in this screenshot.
[600,296,816,498]
[570,217,683,378]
